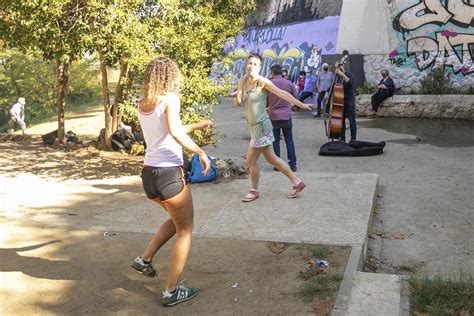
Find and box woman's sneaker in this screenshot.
[162,285,198,306]
[131,256,157,278]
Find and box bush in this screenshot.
[356,81,376,95]
[419,68,453,94]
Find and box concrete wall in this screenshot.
[337,0,474,91]
[217,0,474,93]
[213,16,341,83]
[246,0,342,27]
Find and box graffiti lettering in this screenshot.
[407,32,474,74]
[447,1,474,27]
[394,0,473,33]
[211,17,340,84]
[392,0,474,76]
[390,57,407,66]
[243,26,287,46]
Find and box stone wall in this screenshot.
[363,55,474,92]
[356,94,474,120]
[246,0,342,27]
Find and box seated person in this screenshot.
[371,69,395,113]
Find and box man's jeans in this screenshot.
[341,99,357,141]
[271,119,296,168]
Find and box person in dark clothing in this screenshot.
[335,62,357,143]
[371,69,395,113]
[267,64,299,172]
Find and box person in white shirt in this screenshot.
[10,97,26,134]
[130,57,212,307]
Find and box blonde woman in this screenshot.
[232,53,314,202]
[131,57,212,306]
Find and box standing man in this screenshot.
[10,97,26,135]
[334,63,357,143]
[314,63,334,117]
[267,64,299,172]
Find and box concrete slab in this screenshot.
[192,172,378,246]
[345,272,401,316]
[2,171,377,247]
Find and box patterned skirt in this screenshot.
[250,130,275,148]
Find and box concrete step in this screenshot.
[344,272,402,316]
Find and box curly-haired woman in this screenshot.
[131,57,212,306]
[232,53,314,202]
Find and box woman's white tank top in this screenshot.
[137,96,183,167]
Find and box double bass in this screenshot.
[325,53,348,140]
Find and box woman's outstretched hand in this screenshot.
[199,153,211,176]
[302,103,314,111]
[197,119,213,130]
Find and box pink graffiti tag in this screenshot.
[440,30,458,38]
[389,50,399,59]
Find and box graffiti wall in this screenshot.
[211,16,340,84]
[365,0,474,90]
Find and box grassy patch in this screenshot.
[26,98,102,127]
[296,245,345,304]
[410,272,473,315]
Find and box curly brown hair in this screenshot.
[141,57,181,101]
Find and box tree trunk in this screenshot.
[97,46,112,150]
[56,60,69,145]
[112,60,128,132]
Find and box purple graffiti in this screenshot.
[220,17,340,80]
[440,30,459,37]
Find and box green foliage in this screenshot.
[0,49,100,128]
[419,68,453,95]
[0,49,55,125]
[144,1,255,146]
[409,272,473,314]
[356,81,376,95]
[67,57,101,105]
[0,0,92,63]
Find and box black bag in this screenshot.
[319,140,385,156]
[111,128,135,151]
[42,130,58,145]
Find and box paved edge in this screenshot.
[332,176,379,315]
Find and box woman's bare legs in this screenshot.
[246,146,265,190]
[142,218,176,262]
[162,186,194,292]
[262,145,300,184]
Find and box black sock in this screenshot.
[143,258,151,264]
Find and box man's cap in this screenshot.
[18,97,25,105]
[322,63,329,68]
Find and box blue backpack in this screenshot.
[188,154,217,183]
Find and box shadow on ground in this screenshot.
[0,135,141,180]
[358,118,474,148]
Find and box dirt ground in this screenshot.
[1,225,349,315]
[0,133,349,315]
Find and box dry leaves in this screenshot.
[370,229,407,240]
[269,242,286,254]
[311,301,329,315]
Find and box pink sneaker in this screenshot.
[287,181,305,199]
[242,189,259,202]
